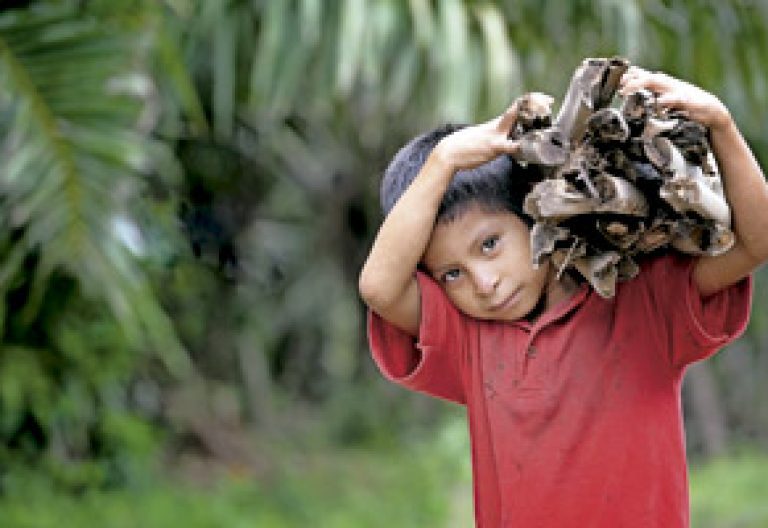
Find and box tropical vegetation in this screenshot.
[1,0,767,525]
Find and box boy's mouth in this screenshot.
[489,286,523,312]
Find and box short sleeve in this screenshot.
[637,254,752,369]
[367,271,468,404]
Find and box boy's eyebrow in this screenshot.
[428,262,456,276]
[429,224,498,276]
[468,224,497,251]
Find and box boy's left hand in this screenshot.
[619,66,732,131]
[621,66,768,297]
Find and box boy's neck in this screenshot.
[527,267,580,323]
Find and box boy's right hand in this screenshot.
[431,101,524,171]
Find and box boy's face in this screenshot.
[422,206,549,322]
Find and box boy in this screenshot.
[358,67,767,526]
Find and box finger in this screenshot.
[496,100,521,134]
[656,92,689,110]
[619,70,676,97]
[618,81,653,97]
[619,65,647,82]
[492,138,520,155]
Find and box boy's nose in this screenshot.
[473,268,499,296]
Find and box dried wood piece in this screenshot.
[635,218,675,253]
[642,116,679,142]
[507,57,734,298]
[551,241,588,278]
[671,219,735,256]
[514,92,555,133]
[651,137,731,225]
[553,57,630,144]
[598,219,641,249]
[668,120,709,163]
[617,255,640,281]
[596,58,632,108]
[516,128,569,166]
[620,88,654,122]
[524,179,597,221]
[660,168,731,226]
[509,92,568,166]
[530,222,570,267]
[593,174,649,216]
[585,108,630,143]
[571,251,621,298]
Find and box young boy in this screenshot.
[358,67,767,526]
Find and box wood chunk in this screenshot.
[671,219,735,256]
[524,179,597,221]
[596,58,632,108]
[586,108,630,143]
[617,255,640,281]
[642,116,679,141]
[530,222,570,267]
[635,219,674,253]
[507,57,734,298]
[598,219,641,250]
[620,88,654,122]
[593,174,649,216]
[660,169,731,226]
[553,57,630,144]
[668,120,709,163]
[516,128,569,166]
[571,251,621,298]
[551,241,588,278]
[515,92,555,133]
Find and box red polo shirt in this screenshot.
[368,254,751,527]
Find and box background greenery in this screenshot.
[1,0,767,526]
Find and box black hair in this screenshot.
[380,124,537,225]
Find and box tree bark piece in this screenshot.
[530,222,570,267]
[553,57,630,144]
[524,179,597,221]
[508,57,734,298]
[593,174,649,216]
[571,251,621,299]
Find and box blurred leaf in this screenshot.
[0,6,188,374]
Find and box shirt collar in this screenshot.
[511,283,591,332]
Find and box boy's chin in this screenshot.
[471,292,546,323]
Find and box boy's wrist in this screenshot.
[708,110,737,140]
[709,108,733,133]
[427,143,459,175]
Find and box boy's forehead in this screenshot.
[436,204,524,232]
[424,207,527,266]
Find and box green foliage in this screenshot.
[0,290,161,490]
[0,2,187,488]
[690,451,768,527]
[0,418,471,527]
[1,0,768,511]
[0,5,186,370]
[2,427,766,528]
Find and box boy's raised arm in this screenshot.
[358,151,454,336]
[358,108,521,336]
[620,68,768,296]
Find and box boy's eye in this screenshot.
[481,235,499,254]
[441,269,461,283]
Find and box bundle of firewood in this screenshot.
[509,57,733,298]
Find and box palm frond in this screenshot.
[0,7,188,374]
